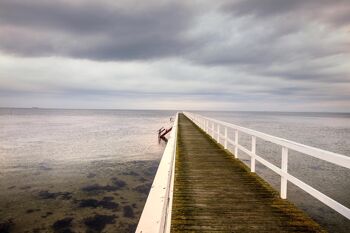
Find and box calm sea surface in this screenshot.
[0,109,349,232]
[0,108,175,233]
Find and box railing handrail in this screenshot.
[184,111,350,219]
[136,113,178,233]
[186,112,350,169]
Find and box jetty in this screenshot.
[136,112,350,233]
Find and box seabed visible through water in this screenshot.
[0,159,159,233]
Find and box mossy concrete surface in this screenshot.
[171,113,326,233]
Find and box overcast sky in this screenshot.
[0,0,349,111]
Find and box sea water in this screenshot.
[0,108,175,233]
[0,109,349,232]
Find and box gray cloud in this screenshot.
[223,0,350,26]
[0,0,349,111]
[0,0,197,60]
[224,0,307,18]
[1,0,349,64]
[186,0,350,87]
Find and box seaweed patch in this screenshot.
[121,171,139,177]
[38,190,72,200]
[81,178,126,194]
[26,208,41,214]
[77,197,119,210]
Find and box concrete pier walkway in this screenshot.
[171,113,325,232]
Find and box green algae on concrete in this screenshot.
[171,113,326,233]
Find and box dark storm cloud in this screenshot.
[0,0,196,60]
[0,0,349,64]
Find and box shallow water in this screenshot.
[0,108,175,233]
[195,111,350,233]
[1,109,349,233]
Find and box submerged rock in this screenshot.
[0,219,14,233]
[83,214,116,233]
[87,173,96,178]
[133,182,152,195]
[143,165,158,176]
[126,223,137,233]
[123,205,135,218]
[102,196,114,201]
[52,217,74,233]
[111,177,126,188]
[41,211,53,218]
[38,165,52,171]
[99,200,119,210]
[81,184,119,193]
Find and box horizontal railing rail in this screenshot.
[184,112,350,219]
[136,113,178,233]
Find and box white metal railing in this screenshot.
[184,112,350,220]
[136,113,178,233]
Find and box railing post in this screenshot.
[211,122,214,138]
[234,130,238,158]
[251,136,256,172]
[281,146,288,199]
[217,124,220,142]
[224,127,228,149]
